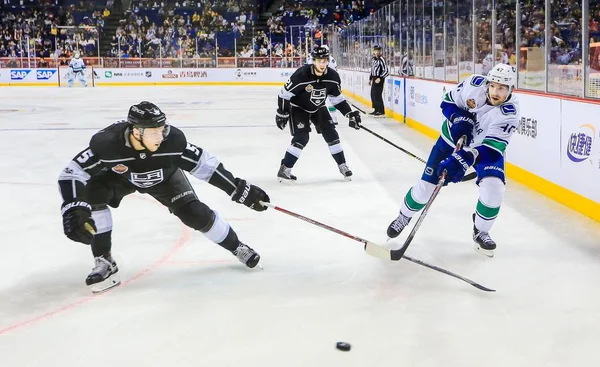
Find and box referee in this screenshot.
[369,45,389,116]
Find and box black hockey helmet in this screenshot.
[127,101,167,128]
[127,101,170,140]
[373,45,382,51]
[311,46,330,60]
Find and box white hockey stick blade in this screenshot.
[364,241,393,260]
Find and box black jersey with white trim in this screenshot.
[58,122,238,203]
[278,64,352,115]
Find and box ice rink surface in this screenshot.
[0,86,599,367]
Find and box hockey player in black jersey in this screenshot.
[276,46,361,182]
[58,101,270,293]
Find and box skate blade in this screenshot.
[89,272,121,294]
[277,177,296,184]
[474,245,495,258]
[343,175,352,181]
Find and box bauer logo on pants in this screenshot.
[130,169,164,188]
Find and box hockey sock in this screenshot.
[400,180,436,218]
[217,227,240,252]
[322,129,345,164]
[91,231,112,257]
[281,141,304,168]
[91,207,113,257]
[328,140,346,165]
[475,178,504,232]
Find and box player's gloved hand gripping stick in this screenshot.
[348,103,477,182]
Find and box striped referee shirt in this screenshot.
[370,56,389,80]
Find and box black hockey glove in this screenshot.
[276,109,289,130]
[347,110,362,130]
[61,200,97,245]
[231,178,270,212]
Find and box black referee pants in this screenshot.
[370,78,385,113]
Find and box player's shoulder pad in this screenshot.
[327,68,341,81]
[89,121,127,154]
[294,64,312,76]
[466,74,487,88]
[286,65,308,83]
[166,124,187,145]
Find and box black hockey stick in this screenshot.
[350,102,368,114]
[261,202,495,292]
[365,136,466,262]
[350,103,477,182]
[361,125,426,164]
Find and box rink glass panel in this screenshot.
[328,0,598,100]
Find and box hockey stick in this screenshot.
[261,202,495,292]
[360,125,479,181]
[365,136,466,262]
[350,103,476,182]
[350,102,368,114]
[361,125,426,164]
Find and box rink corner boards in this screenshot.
[342,88,600,224]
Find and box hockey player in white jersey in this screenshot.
[386,63,519,257]
[307,45,340,124]
[68,51,87,87]
[306,45,338,69]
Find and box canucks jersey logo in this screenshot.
[130,169,164,188]
[309,88,327,107]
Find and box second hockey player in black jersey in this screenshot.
[276,46,361,182]
[58,101,270,293]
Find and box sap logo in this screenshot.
[10,70,31,80]
[36,69,57,80]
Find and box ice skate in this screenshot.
[338,163,353,181]
[233,243,260,268]
[277,164,297,183]
[386,212,412,239]
[85,254,121,293]
[473,214,496,258]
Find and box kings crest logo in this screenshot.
[130,169,164,188]
[309,88,327,106]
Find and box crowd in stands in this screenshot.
[365,0,597,73]
[116,0,257,58]
[1,0,598,71]
[1,0,108,66]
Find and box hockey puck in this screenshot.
[336,342,351,351]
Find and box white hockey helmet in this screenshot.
[486,63,516,88]
[322,45,329,51]
[74,51,81,59]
